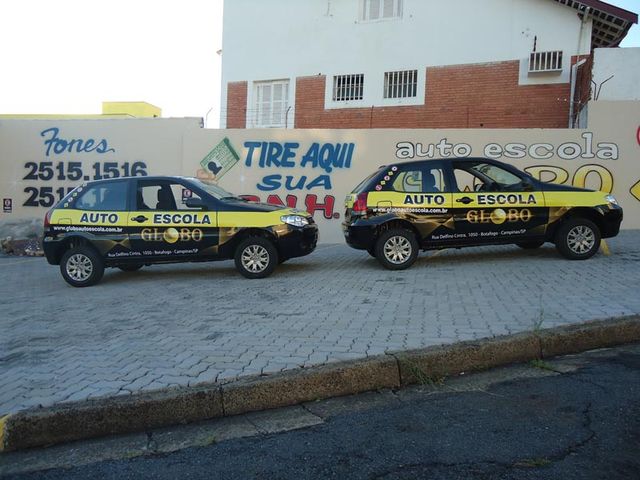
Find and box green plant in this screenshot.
[403,360,446,386]
[533,293,545,333]
[529,359,555,372]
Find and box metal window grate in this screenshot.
[362,0,402,21]
[384,70,418,99]
[528,51,563,73]
[333,74,364,102]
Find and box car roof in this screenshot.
[80,175,197,187]
[380,157,507,169]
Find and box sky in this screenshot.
[0,0,637,127]
[0,0,225,125]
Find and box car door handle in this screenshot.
[131,215,148,223]
[456,197,473,205]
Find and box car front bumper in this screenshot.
[601,205,623,238]
[278,224,319,259]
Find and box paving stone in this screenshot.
[0,234,639,414]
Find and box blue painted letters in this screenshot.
[244,141,354,192]
[41,127,115,156]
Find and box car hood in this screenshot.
[226,200,309,216]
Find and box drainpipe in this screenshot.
[569,58,587,128]
[285,106,292,128]
[570,6,591,128]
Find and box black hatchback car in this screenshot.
[43,176,318,286]
[343,158,623,270]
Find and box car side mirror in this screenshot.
[185,198,207,210]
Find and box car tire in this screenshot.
[60,246,105,287]
[367,247,376,258]
[375,228,418,270]
[555,218,601,260]
[516,241,545,249]
[235,236,278,279]
[118,264,143,272]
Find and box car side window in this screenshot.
[136,181,203,211]
[453,168,480,193]
[170,184,203,210]
[74,181,128,211]
[453,162,524,193]
[389,165,449,193]
[392,170,423,193]
[424,167,448,193]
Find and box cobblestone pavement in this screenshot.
[1,231,639,415]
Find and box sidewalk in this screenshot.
[4,343,639,478]
[1,231,639,418]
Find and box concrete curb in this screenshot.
[1,315,639,452]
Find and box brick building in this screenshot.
[220,0,636,130]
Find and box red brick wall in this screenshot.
[226,81,248,128]
[294,61,571,129]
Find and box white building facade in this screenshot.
[220,0,636,130]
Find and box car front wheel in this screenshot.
[375,228,418,270]
[235,237,278,279]
[60,246,105,287]
[555,218,601,260]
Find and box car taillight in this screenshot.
[44,209,53,228]
[353,193,368,213]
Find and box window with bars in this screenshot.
[361,0,403,21]
[333,74,364,102]
[253,80,289,127]
[384,70,417,99]
[528,51,563,73]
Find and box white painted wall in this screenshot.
[592,47,640,101]
[220,0,593,127]
[2,102,639,244]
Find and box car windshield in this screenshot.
[187,178,243,200]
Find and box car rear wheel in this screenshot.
[118,264,143,272]
[516,241,545,249]
[235,237,278,279]
[60,246,105,287]
[555,218,601,260]
[375,229,418,270]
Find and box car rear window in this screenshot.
[74,181,128,211]
[352,167,385,193]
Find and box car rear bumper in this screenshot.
[42,237,61,265]
[342,221,376,250]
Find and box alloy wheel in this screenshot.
[241,245,270,273]
[383,236,412,265]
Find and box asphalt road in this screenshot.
[4,344,639,479]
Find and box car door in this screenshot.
[69,180,131,259]
[450,160,547,245]
[127,179,220,261]
[372,161,455,246]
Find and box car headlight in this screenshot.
[605,194,618,206]
[281,215,309,227]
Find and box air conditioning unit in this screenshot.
[528,50,563,74]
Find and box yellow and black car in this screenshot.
[43,176,318,286]
[343,158,623,270]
